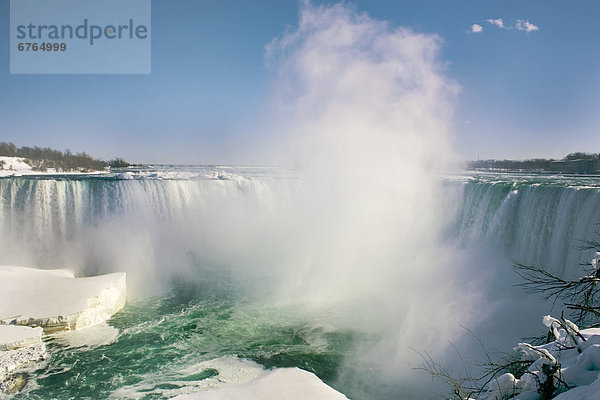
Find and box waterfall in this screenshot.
[451,178,600,277]
[3,172,599,286]
[0,174,301,291]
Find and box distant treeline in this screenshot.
[468,152,600,174]
[0,142,130,172]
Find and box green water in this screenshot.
[17,288,362,399]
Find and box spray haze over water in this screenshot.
[0,3,505,399]
[258,0,476,378]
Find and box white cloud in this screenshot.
[515,19,539,32]
[486,18,504,28]
[471,24,483,33]
[470,18,539,34]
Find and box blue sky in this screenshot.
[1,0,599,163]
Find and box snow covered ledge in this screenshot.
[171,368,349,400]
[0,266,126,331]
[0,325,43,351]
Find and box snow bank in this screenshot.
[171,368,349,400]
[0,266,126,331]
[0,325,43,351]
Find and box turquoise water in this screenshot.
[18,287,363,399]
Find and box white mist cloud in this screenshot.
[262,4,486,393]
[486,18,504,28]
[516,19,539,32]
[471,23,483,33]
[265,2,459,170]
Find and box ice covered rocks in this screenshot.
[0,266,126,331]
[0,325,46,394]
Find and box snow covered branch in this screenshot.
[513,252,600,325]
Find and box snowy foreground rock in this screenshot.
[480,316,600,400]
[171,368,349,400]
[0,266,126,331]
[0,325,46,394]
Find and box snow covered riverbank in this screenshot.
[0,156,32,176]
[0,156,107,177]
